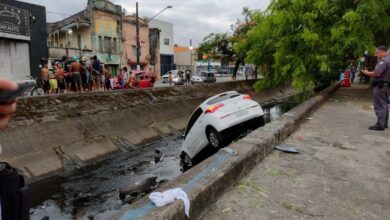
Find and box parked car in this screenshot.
[112,70,153,90]
[180,91,265,170]
[161,70,185,85]
[191,71,217,84]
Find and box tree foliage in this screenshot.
[240,0,390,91]
[197,33,233,66]
[197,8,257,70]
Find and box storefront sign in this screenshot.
[0,3,30,41]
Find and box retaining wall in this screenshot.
[0,80,296,183]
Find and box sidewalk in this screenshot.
[200,84,390,220]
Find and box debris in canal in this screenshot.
[119,174,158,202]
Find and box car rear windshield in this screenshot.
[206,92,240,105]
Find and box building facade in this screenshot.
[149,19,174,76]
[0,0,48,80]
[122,15,150,71]
[47,0,122,75]
[174,46,196,73]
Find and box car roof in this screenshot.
[200,91,240,109]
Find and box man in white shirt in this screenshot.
[122,67,130,88]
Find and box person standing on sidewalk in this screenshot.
[70,57,83,92]
[362,46,390,130]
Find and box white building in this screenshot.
[149,19,174,76]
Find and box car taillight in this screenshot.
[205,103,224,114]
[243,95,252,100]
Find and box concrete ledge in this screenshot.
[111,82,340,220]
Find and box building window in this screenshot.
[164,38,170,46]
[98,36,103,52]
[113,38,117,52]
[104,37,112,52]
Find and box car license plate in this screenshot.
[235,109,249,117]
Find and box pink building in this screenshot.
[122,16,151,72]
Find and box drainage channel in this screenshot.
[30,95,303,220]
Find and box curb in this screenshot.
[112,82,340,220]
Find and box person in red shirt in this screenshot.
[55,63,66,94]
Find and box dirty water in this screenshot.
[30,95,303,220]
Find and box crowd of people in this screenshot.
[41,55,156,94]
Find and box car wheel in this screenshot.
[180,152,193,172]
[206,127,224,149]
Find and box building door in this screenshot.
[160,54,174,76]
[0,38,30,80]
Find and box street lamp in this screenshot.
[136,4,173,70]
[149,5,173,21]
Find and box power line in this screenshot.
[46,10,73,17]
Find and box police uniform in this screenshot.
[372,56,390,129]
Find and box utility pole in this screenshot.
[189,39,193,73]
[136,2,141,70]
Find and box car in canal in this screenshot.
[180,91,265,170]
[191,71,217,84]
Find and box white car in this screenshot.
[191,71,217,84]
[161,70,185,85]
[180,91,265,170]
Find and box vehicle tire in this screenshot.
[30,87,44,96]
[206,127,224,149]
[180,152,193,172]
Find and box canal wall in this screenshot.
[0,80,296,183]
[112,82,340,220]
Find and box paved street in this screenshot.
[200,84,390,220]
[154,75,248,88]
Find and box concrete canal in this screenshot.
[30,95,303,220]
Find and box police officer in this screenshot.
[362,46,390,130]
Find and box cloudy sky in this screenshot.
[22,0,270,46]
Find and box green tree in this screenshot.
[240,0,390,91]
[197,33,234,67]
[197,8,257,74]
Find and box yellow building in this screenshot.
[47,0,122,75]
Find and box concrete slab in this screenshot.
[7,151,63,181]
[200,84,390,220]
[62,139,120,163]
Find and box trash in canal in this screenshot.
[119,174,158,203]
[274,145,300,154]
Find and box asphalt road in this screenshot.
[154,75,251,88]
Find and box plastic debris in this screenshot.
[274,145,299,154]
[149,188,190,218]
[222,147,237,156]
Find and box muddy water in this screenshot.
[30,96,301,220]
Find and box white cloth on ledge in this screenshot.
[149,188,190,218]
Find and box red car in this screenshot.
[113,71,154,90]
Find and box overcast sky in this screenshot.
[21,0,270,46]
